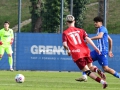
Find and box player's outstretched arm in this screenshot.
[91,32,104,40]
[85,36,101,55]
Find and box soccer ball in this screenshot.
[15,74,25,83]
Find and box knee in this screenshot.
[103,67,109,72]
[89,66,97,71]
[0,55,3,58]
[8,54,12,57]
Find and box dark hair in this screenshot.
[67,21,73,23]
[4,21,10,24]
[93,16,103,23]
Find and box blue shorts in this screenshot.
[90,50,108,66]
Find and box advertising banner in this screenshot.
[1,33,119,72]
[16,33,79,71]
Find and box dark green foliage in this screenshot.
[21,23,32,32]
[73,0,89,28]
[42,0,61,33]
[29,0,45,32]
[29,0,89,33]
[67,0,90,28]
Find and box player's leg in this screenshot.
[75,58,107,89]
[75,50,104,81]
[0,46,5,59]
[87,58,106,81]
[6,46,13,71]
[75,72,87,82]
[84,66,107,89]
[103,66,120,78]
[75,66,106,82]
[8,55,13,71]
[98,54,120,79]
[87,61,106,80]
[75,66,99,82]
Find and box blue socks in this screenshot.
[82,72,86,75]
[83,70,120,78]
[113,72,120,78]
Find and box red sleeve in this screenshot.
[62,33,67,42]
[82,30,88,40]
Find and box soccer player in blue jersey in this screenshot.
[75,16,120,82]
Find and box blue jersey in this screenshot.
[96,26,108,55]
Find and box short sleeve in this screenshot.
[99,26,107,33]
[82,30,88,40]
[62,33,67,43]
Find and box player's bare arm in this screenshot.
[108,35,114,57]
[63,42,71,56]
[85,36,101,55]
[91,32,104,40]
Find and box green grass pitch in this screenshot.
[0,71,119,90]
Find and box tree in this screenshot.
[43,0,61,33]
[30,0,63,33]
[67,0,90,28]
[29,0,44,32]
[29,0,88,33]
